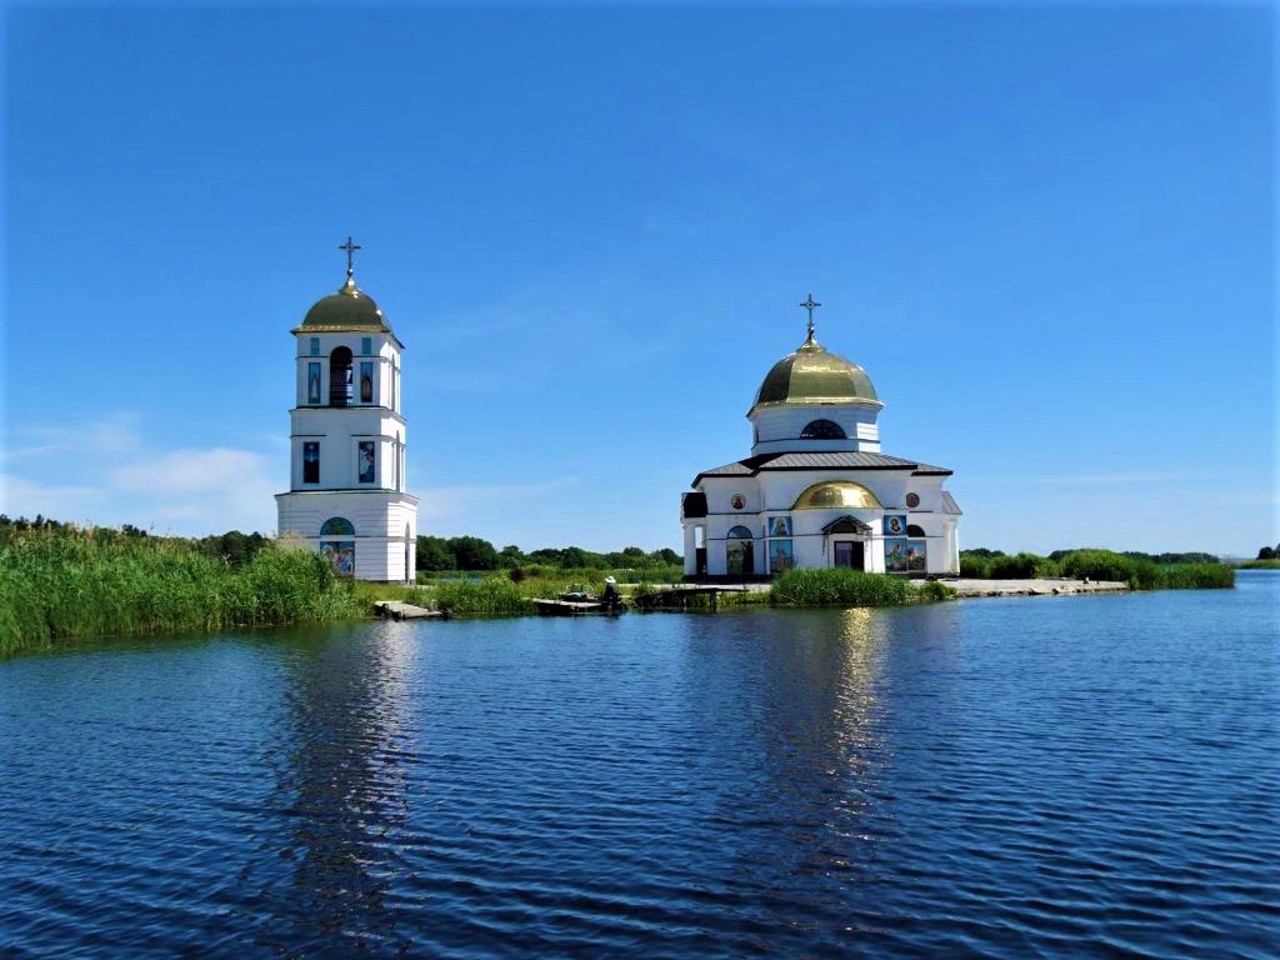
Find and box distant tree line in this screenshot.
[1256,544,1280,560]
[962,547,1222,566]
[416,535,680,573]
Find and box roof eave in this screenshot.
[747,397,884,418]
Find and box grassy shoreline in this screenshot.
[0,530,1240,653]
[0,527,365,655]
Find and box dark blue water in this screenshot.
[2,573,1276,959]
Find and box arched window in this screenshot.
[801,419,846,440]
[906,524,926,538]
[320,517,355,536]
[727,525,754,540]
[329,347,353,407]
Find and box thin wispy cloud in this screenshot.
[1,414,283,535]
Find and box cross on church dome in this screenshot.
[799,293,821,342]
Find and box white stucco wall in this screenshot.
[750,403,882,455]
[682,469,960,577]
[276,490,418,581]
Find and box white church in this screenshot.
[680,298,960,580]
[275,239,418,582]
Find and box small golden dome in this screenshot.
[301,276,391,332]
[752,335,878,411]
[793,481,884,510]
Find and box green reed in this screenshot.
[427,577,535,617]
[770,569,951,607]
[0,527,365,654]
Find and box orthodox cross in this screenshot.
[799,293,821,340]
[339,235,362,280]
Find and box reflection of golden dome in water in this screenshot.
[752,334,879,410]
[792,481,884,510]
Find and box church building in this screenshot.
[275,239,418,582]
[680,297,960,580]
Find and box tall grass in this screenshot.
[1058,549,1233,590]
[428,577,534,617]
[0,527,365,655]
[771,569,952,607]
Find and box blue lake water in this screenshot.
[2,573,1277,959]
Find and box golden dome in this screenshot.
[793,481,884,510]
[300,276,391,332]
[752,335,878,411]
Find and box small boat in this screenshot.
[533,584,626,616]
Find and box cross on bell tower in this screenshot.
[339,235,362,282]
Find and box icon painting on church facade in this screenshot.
[307,363,322,404]
[360,362,373,403]
[321,541,355,578]
[357,441,376,484]
[768,516,792,538]
[768,538,794,573]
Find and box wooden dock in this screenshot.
[373,600,446,621]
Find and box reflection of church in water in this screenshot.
[276,239,418,582]
[681,297,960,580]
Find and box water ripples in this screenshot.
[1,574,1277,958]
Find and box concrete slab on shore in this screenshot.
[948,578,1128,598]
[373,600,444,620]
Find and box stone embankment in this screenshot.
[948,578,1128,598]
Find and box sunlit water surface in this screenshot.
[2,573,1277,959]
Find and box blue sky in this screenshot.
[2,2,1274,556]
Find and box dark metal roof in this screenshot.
[692,451,952,487]
[941,491,963,515]
[681,491,708,519]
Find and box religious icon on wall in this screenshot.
[307,363,322,404]
[768,539,794,574]
[885,539,927,573]
[768,516,791,538]
[358,441,376,483]
[360,362,373,403]
[884,514,907,536]
[905,492,920,508]
[321,541,355,578]
[731,494,746,510]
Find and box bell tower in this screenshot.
[275,237,419,582]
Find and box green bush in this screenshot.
[772,569,926,607]
[429,576,533,616]
[1056,550,1233,590]
[0,529,364,655]
[959,554,991,578]
[988,552,1042,579]
[915,579,957,602]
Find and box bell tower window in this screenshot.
[329,347,353,407]
[302,442,319,483]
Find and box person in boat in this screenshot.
[602,576,620,605]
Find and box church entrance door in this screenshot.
[834,541,864,571]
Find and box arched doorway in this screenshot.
[726,525,755,576]
[320,516,355,577]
